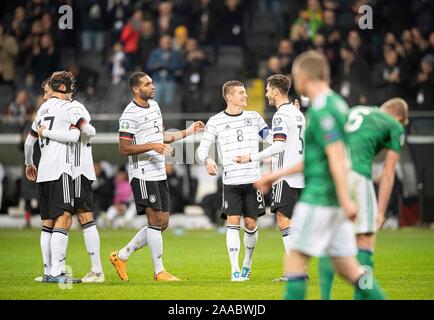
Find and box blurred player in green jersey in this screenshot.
[319,98,408,299]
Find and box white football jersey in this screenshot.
[31,97,78,182]
[69,100,96,181]
[197,110,271,185]
[271,103,305,188]
[119,100,166,182]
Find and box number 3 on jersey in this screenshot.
[297,125,304,155]
[39,116,55,148]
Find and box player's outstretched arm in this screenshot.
[234,141,286,164]
[325,141,357,221]
[254,161,304,193]
[119,137,173,157]
[163,121,205,143]
[38,124,80,143]
[376,149,400,230]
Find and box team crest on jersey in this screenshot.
[320,116,335,131]
[244,118,252,126]
[149,194,157,203]
[121,121,129,129]
[225,124,231,129]
[273,117,282,127]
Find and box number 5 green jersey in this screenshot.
[345,106,405,179]
[301,91,349,207]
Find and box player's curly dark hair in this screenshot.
[49,71,76,94]
[267,74,291,95]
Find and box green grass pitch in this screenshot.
[0,228,433,300]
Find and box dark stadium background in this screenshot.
[0,0,433,227]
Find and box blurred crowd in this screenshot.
[0,0,432,126]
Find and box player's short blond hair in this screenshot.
[292,50,330,82]
[380,98,409,126]
[222,80,244,101]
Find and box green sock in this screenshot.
[284,276,307,300]
[318,256,334,300]
[354,276,386,300]
[357,249,374,268]
[354,249,374,299]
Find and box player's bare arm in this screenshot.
[119,137,173,157]
[163,121,205,143]
[325,141,357,221]
[376,149,400,230]
[254,161,304,193]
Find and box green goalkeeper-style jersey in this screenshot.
[300,91,349,207]
[346,106,405,179]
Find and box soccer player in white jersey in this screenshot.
[34,72,104,283]
[197,80,272,281]
[234,75,305,272]
[110,72,204,282]
[24,72,95,284]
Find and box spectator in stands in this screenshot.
[410,54,434,111]
[137,19,158,72]
[319,9,340,69]
[257,0,284,36]
[191,0,216,46]
[147,34,185,109]
[0,23,19,86]
[92,161,115,220]
[290,20,310,54]
[79,0,107,52]
[10,6,28,42]
[104,167,135,227]
[335,45,368,106]
[68,63,99,101]
[411,27,429,54]
[216,0,246,47]
[172,25,189,52]
[277,39,295,75]
[399,30,421,70]
[182,38,208,113]
[41,12,54,35]
[264,56,282,114]
[29,33,59,92]
[372,47,403,104]
[26,0,47,22]
[157,0,180,36]
[120,9,144,71]
[21,19,43,66]
[294,0,323,41]
[110,42,126,85]
[319,9,340,45]
[427,32,434,56]
[107,0,133,42]
[3,90,34,128]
